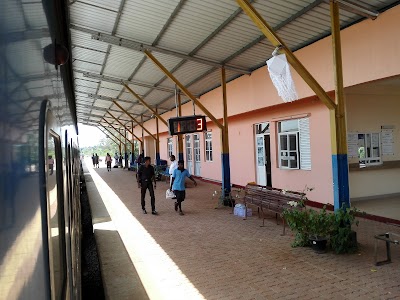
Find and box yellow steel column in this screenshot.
[330,0,349,209]
[131,121,135,159]
[124,128,128,168]
[177,92,184,161]
[221,67,231,197]
[141,114,144,155]
[155,107,160,165]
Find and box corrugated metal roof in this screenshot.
[70,2,118,34]
[117,0,181,43]
[102,46,145,79]
[69,0,400,127]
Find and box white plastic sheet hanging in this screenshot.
[266,54,298,102]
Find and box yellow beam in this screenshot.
[99,124,123,144]
[102,118,133,145]
[330,0,347,155]
[113,100,157,140]
[123,83,168,127]
[236,0,336,111]
[98,127,119,146]
[107,111,142,142]
[144,50,223,130]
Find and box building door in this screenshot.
[255,123,271,187]
[185,135,193,174]
[193,134,201,176]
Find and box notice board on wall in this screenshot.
[381,127,394,155]
[347,133,359,158]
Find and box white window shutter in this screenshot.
[299,118,311,170]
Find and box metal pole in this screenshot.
[177,92,184,161]
[330,0,350,210]
[221,67,231,201]
[155,107,160,165]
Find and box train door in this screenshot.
[185,135,193,173]
[255,123,272,187]
[193,134,201,176]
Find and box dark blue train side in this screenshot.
[0,0,81,299]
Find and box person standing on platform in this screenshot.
[137,156,157,215]
[119,153,123,168]
[105,153,112,172]
[170,160,197,216]
[94,153,99,168]
[168,155,178,197]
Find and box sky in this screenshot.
[78,123,106,147]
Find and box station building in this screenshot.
[135,5,400,206]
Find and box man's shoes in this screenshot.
[174,202,178,212]
[179,211,184,216]
[152,210,158,215]
[142,209,147,214]
[172,196,177,199]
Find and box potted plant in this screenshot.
[307,206,334,253]
[283,203,334,251]
[329,205,360,254]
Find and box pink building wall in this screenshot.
[131,5,400,204]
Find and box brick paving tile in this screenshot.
[91,167,400,299]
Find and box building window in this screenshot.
[205,131,212,162]
[278,118,311,170]
[167,138,173,157]
[358,133,382,167]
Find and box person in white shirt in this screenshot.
[169,155,178,186]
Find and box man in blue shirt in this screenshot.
[170,160,197,215]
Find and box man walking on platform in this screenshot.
[170,160,197,215]
[137,156,157,215]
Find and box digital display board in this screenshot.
[168,115,207,135]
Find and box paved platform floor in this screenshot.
[86,161,400,300]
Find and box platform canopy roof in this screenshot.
[68,0,399,131]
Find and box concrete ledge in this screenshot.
[94,230,149,300]
[84,162,149,300]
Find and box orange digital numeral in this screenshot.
[196,118,203,131]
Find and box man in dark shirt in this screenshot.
[137,156,157,215]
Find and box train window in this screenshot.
[47,132,67,299]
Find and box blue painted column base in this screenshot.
[332,154,350,211]
[178,153,184,162]
[156,152,160,166]
[221,153,231,206]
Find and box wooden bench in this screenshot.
[243,184,305,235]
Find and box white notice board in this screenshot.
[381,129,394,155]
[347,133,358,158]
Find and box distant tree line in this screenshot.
[80,138,139,158]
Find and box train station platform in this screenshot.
[83,159,400,299]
